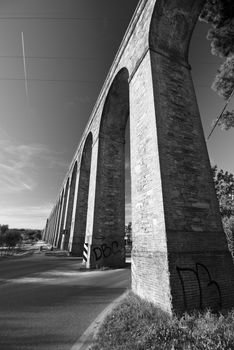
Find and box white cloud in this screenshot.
[125,202,132,223]
[125,160,130,170]
[0,203,53,229]
[0,128,66,193]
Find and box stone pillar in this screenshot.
[130,51,171,313]
[84,138,99,268]
[89,134,126,268]
[84,69,129,268]
[130,44,234,313]
[68,170,80,254]
[57,181,69,249]
[71,134,93,256]
[64,165,77,250]
[53,197,62,247]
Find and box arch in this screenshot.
[149,0,203,65]
[44,219,49,241]
[63,162,78,250]
[57,178,69,249]
[90,68,129,267]
[55,190,64,247]
[99,68,129,140]
[71,132,93,256]
[128,0,233,314]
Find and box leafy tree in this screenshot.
[212,165,234,257]
[222,216,234,257]
[212,165,234,217]
[200,1,234,129]
[0,225,8,249]
[125,222,132,244]
[4,230,22,251]
[0,225,9,235]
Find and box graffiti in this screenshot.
[93,241,123,261]
[176,263,222,310]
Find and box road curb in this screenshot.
[70,291,129,350]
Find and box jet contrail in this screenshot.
[21,31,29,103]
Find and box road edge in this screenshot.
[70,290,129,350]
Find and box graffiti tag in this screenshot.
[176,263,222,310]
[93,241,122,261]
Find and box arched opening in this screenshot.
[91,68,129,268]
[57,178,69,249]
[55,190,64,247]
[51,203,59,246]
[71,132,93,256]
[129,0,234,313]
[125,118,132,260]
[64,162,77,250]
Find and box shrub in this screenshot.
[90,292,234,350]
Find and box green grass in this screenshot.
[90,292,234,350]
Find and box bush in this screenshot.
[223,216,234,258]
[90,292,234,350]
[4,230,22,250]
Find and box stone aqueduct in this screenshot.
[43,0,234,314]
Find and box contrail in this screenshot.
[21,31,29,103]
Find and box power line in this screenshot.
[0,77,99,83]
[207,87,234,140]
[0,55,105,60]
[0,16,129,21]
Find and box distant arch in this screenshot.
[55,190,64,247]
[71,132,93,256]
[149,1,202,66]
[64,162,78,250]
[91,68,129,267]
[57,178,70,249]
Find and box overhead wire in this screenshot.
[0,16,129,21]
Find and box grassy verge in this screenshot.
[90,292,234,350]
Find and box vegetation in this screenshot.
[212,165,234,256]
[200,0,234,130]
[212,165,234,217]
[222,216,234,257]
[0,225,41,255]
[90,292,234,350]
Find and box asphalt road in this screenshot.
[0,254,131,350]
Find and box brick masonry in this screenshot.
[44,0,234,314]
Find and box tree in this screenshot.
[125,222,132,244]
[222,216,234,257]
[0,225,8,249]
[200,1,234,129]
[212,165,234,257]
[4,230,22,252]
[212,165,234,217]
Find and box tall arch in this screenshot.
[90,68,129,268]
[55,190,64,247]
[129,0,234,313]
[71,133,93,256]
[64,163,77,250]
[57,178,69,249]
[53,194,63,247]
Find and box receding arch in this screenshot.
[71,132,93,256]
[128,0,232,313]
[99,68,129,140]
[51,203,59,246]
[55,190,64,247]
[57,178,69,249]
[149,0,202,65]
[90,68,129,267]
[63,162,77,250]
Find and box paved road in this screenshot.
[0,254,131,350]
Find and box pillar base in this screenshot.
[88,240,126,269]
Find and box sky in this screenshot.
[0,0,233,229]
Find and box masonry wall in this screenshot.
[44,0,234,314]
